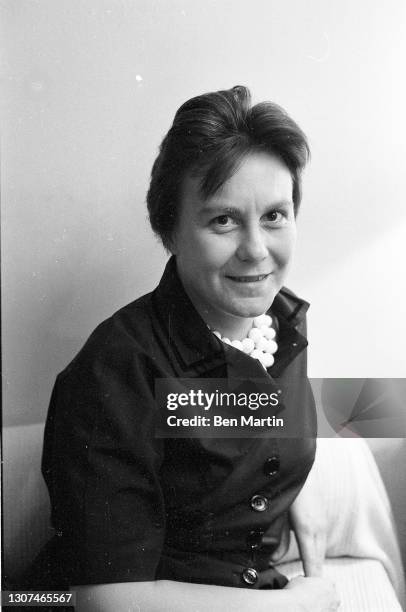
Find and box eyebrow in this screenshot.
[199,201,293,217]
[199,206,241,217]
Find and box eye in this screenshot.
[210,214,239,231]
[264,210,288,226]
[215,215,232,225]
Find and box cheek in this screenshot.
[195,233,237,268]
[272,229,296,267]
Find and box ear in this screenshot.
[166,224,179,255]
[166,234,177,255]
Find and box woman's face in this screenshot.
[171,151,297,334]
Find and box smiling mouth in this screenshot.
[226,274,270,283]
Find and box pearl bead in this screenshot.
[213,330,222,338]
[253,314,267,328]
[248,328,262,342]
[266,340,278,354]
[231,339,243,351]
[262,352,275,368]
[250,349,263,360]
[262,314,272,327]
[260,325,276,340]
[222,337,231,345]
[241,337,255,353]
[255,336,269,352]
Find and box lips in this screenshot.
[226,274,270,283]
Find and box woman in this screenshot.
[38,86,339,610]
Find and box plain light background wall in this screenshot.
[2,0,406,427]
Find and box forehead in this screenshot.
[179,152,293,214]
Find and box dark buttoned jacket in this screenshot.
[39,257,316,590]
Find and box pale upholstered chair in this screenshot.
[3,423,405,610]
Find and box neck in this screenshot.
[190,300,255,341]
[206,314,255,341]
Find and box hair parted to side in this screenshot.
[147,85,310,250]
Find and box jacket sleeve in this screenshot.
[42,319,166,586]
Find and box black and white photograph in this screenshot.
[2,1,406,610]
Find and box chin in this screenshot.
[229,301,272,319]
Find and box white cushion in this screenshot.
[280,558,403,612]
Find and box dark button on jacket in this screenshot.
[264,456,281,477]
[242,567,258,586]
[36,256,316,590]
[246,529,265,550]
[250,495,269,512]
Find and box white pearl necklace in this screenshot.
[212,314,278,370]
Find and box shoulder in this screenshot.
[47,291,163,443]
[58,291,158,384]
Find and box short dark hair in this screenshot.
[147,85,310,250]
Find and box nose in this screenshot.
[236,226,268,263]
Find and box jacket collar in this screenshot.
[152,256,309,371]
[273,286,309,328]
[152,256,223,369]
